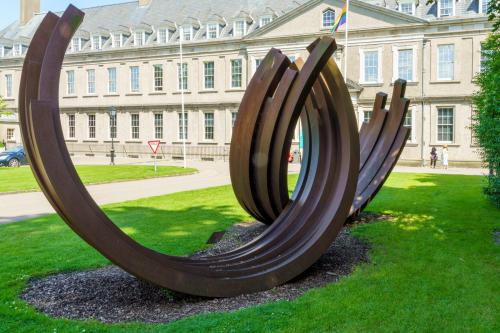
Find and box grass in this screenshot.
[0,165,197,193]
[0,173,498,332]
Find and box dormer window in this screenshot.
[157,28,169,44]
[134,31,146,46]
[206,23,219,39]
[233,20,247,37]
[12,43,26,56]
[0,45,4,57]
[322,9,335,29]
[438,0,455,17]
[260,15,273,27]
[182,25,193,41]
[71,37,82,52]
[91,35,103,50]
[479,0,490,14]
[399,1,415,15]
[112,33,125,48]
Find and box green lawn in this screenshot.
[0,165,197,193]
[0,173,498,332]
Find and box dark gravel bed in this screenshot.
[20,213,385,324]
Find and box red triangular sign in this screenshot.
[148,140,161,154]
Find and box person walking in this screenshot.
[441,145,449,170]
[430,147,438,168]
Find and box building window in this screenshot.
[260,16,272,27]
[232,111,238,128]
[154,113,163,139]
[12,44,25,57]
[397,49,414,81]
[437,107,454,142]
[438,0,455,17]
[87,69,96,94]
[109,113,117,139]
[6,128,14,141]
[204,61,215,89]
[158,28,168,44]
[108,67,117,93]
[134,31,146,46]
[66,70,75,95]
[363,50,379,83]
[438,44,454,80]
[131,113,140,139]
[231,59,243,88]
[112,33,124,48]
[178,112,188,140]
[88,114,96,139]
[182,25,193,41]
[71,37,81,52]
[480,0,490,14]
[480,44,493,72]
[206,23,219,39]
[363,111,372,124]
[322,9,335,28]
[177,63,188,91]
[91,35,102,50]
[130,66,140,92]
[153,64,163,91]
[399,2,415,15]
[255,59,262,69]
[233,20,246,36]
[5,74,12,97]
[404,109,413,141]
[68,114,75,138]
[204,112,214,140]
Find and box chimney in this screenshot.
[139,0,152,6]
[20,0,40,25]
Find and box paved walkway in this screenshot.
[0,158,487,224]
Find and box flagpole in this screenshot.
[343,0,349,83]
[179,26,187,168]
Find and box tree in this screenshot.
[472,3,500,207]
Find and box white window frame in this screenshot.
[157,28,169,44]
[322,9,335,29]
[206,23,219,39]
[130,66,140,92]
[134,31,146,46]
[5,74,13,97]
[91,35,102,50]
[153,64,163,91]
[6,128,15,141]
[399,1,416,15]
[71,37,82,52]
[203,111,215,141]
[436,106,455,143]
[233,20,247,37]
[109,112,117,140]
[87,69,96,95]
[404,106,417,143]
[130,113,140,139]
[203,61,215,90]
[252,56,263,75]
[154,112,163,140]
[177,63,188,91]
[392,45,417,82]
[66,70,75,95]
[437,44,455,81]
[359,48,383,84]
[108,67,117,94]
[68,114,76,139]
[178,112,188,140]
[479,0,490,14]
[259,15,273,27]
[181,25,193,41]
[230,59,243,89]
[437,0,455,18]
[87,113,96,139]
[112,33,124,48]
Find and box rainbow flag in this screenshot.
[331,4,347,32]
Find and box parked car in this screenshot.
[0,146,28,167]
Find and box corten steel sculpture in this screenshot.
[19,6,409,297]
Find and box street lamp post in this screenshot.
[109,106,116,165]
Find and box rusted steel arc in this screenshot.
[359,92,388,169]
[21,11,359,297]
[209,54,358,268]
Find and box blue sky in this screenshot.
[1,0,128,29]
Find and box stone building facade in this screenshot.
[0,0,492,165]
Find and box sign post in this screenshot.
[148,140,161,174]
